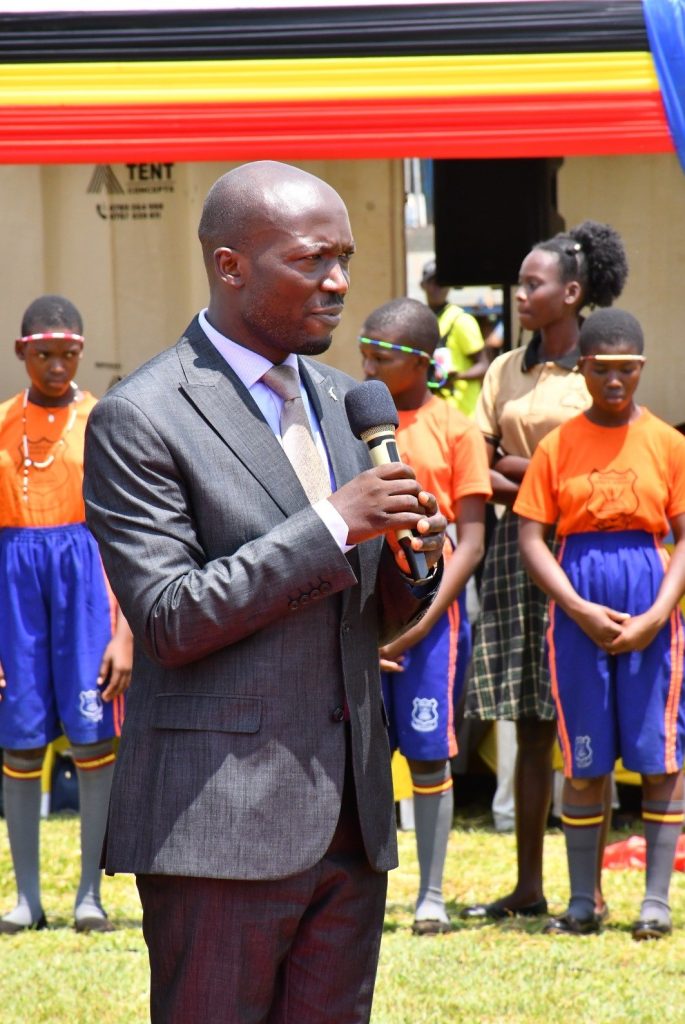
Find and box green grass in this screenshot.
[1,810,684,1023]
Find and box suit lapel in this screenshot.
[176,321,308,518]
[176,326,371,591]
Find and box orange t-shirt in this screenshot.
[0,390,97,528]
[514,409,685,537]
[396,395,492,522]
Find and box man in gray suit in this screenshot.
[83,161,445,1024]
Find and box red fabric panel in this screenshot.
[0,92,672,163]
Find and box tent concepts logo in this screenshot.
[87,165,125,195]
[87,163,175,221]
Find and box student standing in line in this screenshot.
[516,308,685,939]
[460,221,628,922]
[360,297,491,933]
[0,295,132,934]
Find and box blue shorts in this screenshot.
[0,524,123,749]
[548,531,685,778]
[382,589,471,761]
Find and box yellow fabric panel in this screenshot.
[40,735,70,795]
[392,750,413,802]
[477,722,497,774]
[614,761,642,787]
[0,52,658,106]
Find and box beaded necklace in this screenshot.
[20,387,79,502]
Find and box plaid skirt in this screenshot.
[465,508,556,722]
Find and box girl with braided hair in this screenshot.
[460,220,627,924]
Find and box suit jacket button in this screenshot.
[331,705,345,723]
[300,593,310,606]
[310,588,320,599]
[320,581,331,594]
[289,600,299,611]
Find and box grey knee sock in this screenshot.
[562,802,604,920]
[2,753,45,926]
[71,741,115,922]
[641,798,684,925]
[411,765,453,923]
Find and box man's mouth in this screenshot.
[310,305,344,323]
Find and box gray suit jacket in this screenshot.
[83,318,438,880]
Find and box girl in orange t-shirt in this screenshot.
[360,296,491,934]
[516,308,685,941]
[0,295,132,934]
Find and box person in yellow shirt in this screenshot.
[420,259,488,418]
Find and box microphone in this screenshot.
[344,379,429,582]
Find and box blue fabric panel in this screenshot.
[643,0,685,172]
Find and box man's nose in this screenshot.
[321,262,350,293]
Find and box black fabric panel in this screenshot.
[0,2,647,63]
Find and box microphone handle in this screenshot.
[362,424,429,582]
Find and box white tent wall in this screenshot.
[0,158,405,400]
[558,152,685,425]
[0,153,683,424]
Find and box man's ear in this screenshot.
[14,340,26,362]
[214,247,244,288]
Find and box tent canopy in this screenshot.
[0,1,677,163]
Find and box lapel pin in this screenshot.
[328,386,338,402]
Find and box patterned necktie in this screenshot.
[262,364,331,503]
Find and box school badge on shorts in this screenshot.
[79,689,104,723]
[411,697,439,733]
[574,735,593,770]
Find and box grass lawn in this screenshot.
[1,808,684,1023]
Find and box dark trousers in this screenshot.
[137,747,388,1023]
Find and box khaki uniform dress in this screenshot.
[466,336,589,720]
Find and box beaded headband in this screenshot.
[17,331,84,345]
[359,336,448,388]
[581,354,645,363]
[359,336,431,361]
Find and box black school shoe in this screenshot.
[543,911,601,936]
[460,897,548,921]
[74,914,115,933]
[0,912,48,934]
[412,918,453,936]
[631,917,672,941]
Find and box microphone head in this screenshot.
[344,380,399,439]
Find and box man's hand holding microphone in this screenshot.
[328,380,446,581]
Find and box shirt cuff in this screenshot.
[408,558,442,597]
[313,499,355,553]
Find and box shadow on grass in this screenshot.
[383,896,548,936]
[35,917,143,931]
